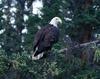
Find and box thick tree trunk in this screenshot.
[79,25,94,66]
[80,29,92,43]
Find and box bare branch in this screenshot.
[59,40,100,53]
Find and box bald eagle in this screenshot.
[32,17,62,60]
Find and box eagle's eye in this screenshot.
[56,18,59,21]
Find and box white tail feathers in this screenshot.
[32,52,44,60]
[34,47,38,53]
[32,47,44,60]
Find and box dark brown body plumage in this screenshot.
[33,24,59,57]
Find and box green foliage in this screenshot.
[0,47,100,79]
[94,47,100,64]
[0,0,100,79]
[0,49,7,75]
[24,15,41,51]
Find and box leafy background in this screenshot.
[0,0,100,79]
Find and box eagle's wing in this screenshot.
[33,25,59,57]
[33,27,47,51]
[44,27,59,47]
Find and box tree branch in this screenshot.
[59,40,100,53]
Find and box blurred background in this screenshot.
[0,0,100,79]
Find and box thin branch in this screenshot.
[59,40,100,53]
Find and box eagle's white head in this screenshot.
[49,17,62,27]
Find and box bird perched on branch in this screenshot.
[32,17,62,60]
